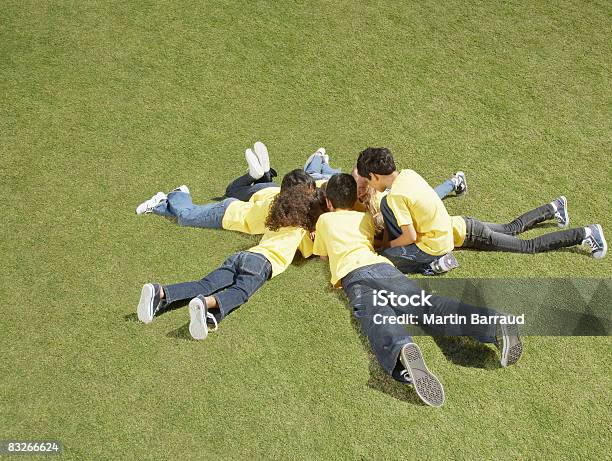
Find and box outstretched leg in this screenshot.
[463,217,586,253]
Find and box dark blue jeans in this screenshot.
[342,263,498,382]
[225,172,278,202]
[379,196,439,274]
[163,251,272,322]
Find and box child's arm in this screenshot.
[389,224,417,248]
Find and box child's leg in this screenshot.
[463,217,586,253]
[304,154,327,180]
[207,252,272,321]
[225,173,277,201]
[482,203,555,235]
[433,179,455,200]
[162,191,236,228]
[162,253,242,306]
[342,268,414,379]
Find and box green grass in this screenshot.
[1,0,610,459]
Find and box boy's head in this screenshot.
[281,169,315,192]
[356,147,396,192]
[325,173,357,210]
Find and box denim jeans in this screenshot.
[152,191,236,228]
[463,204,586,253]
[163,251,272,322]
[379,196,440,274]
[225,172,278,201]
[304,155,341,180]
[342,263,498,382]
[433,179,455,201]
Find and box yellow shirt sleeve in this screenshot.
[298,234,314,258]
[313,220,327,256]
[385,193,414,227]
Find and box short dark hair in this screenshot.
[356,147,396,180]
[281,169,315,191]
[325,173,357,209]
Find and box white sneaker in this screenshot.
[172,185,190,194]
[135,192,167,215]
[188,295,219,340]
[245,148,264,180]
[318,147,329,164]
[303,148,326,170]
[253,141,270,172]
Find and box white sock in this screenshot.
[550,200,558,212]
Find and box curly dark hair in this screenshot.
[266,184,315,231]
[356,147,396,180]
[280,169,316,191]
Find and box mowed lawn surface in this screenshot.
[1,1,610,459]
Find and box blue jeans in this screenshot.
[304,155,341,180]
[379,196,440,274]
[434,179,454,201]
[163,251,272,322]
[225,172,278,202]
[341,263,498,382]
[152,191,236,228]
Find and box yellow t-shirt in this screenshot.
[386,169,453,256]
[249,227,314,277]
[315,179,328,188]
[451,216,467,247]
[221,187,281,235]
[313,210,392,286]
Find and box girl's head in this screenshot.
[280,169,316,192]
[351,167,368,202]
[266,184,313,231]
[266,184,329,232]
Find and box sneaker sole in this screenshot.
[592,224,607,259]
[137,284,154,323]
[188,298,209,340]
[400,343,445,407]
[254,141,270,172]
[245,148,264,180]
[500,322,523,367]
[557,196,569,228]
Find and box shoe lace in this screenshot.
[206,312,219,332]
[400,369,412,384]
[584,236,597,251]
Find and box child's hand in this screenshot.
[309,231,316,240]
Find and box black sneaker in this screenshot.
[453,171,467,196]
[550,196,569,228]
[583,224,607,259]
[137,283,163,324]
[400,343,445,407]
[495,317,523,367]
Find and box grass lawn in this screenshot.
[1,0,610,459]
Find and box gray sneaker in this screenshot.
[551,196,569,228]
[430,252,459,274]
[399,343,445,407]
[495,317,523,367]
[583,224,607,259]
